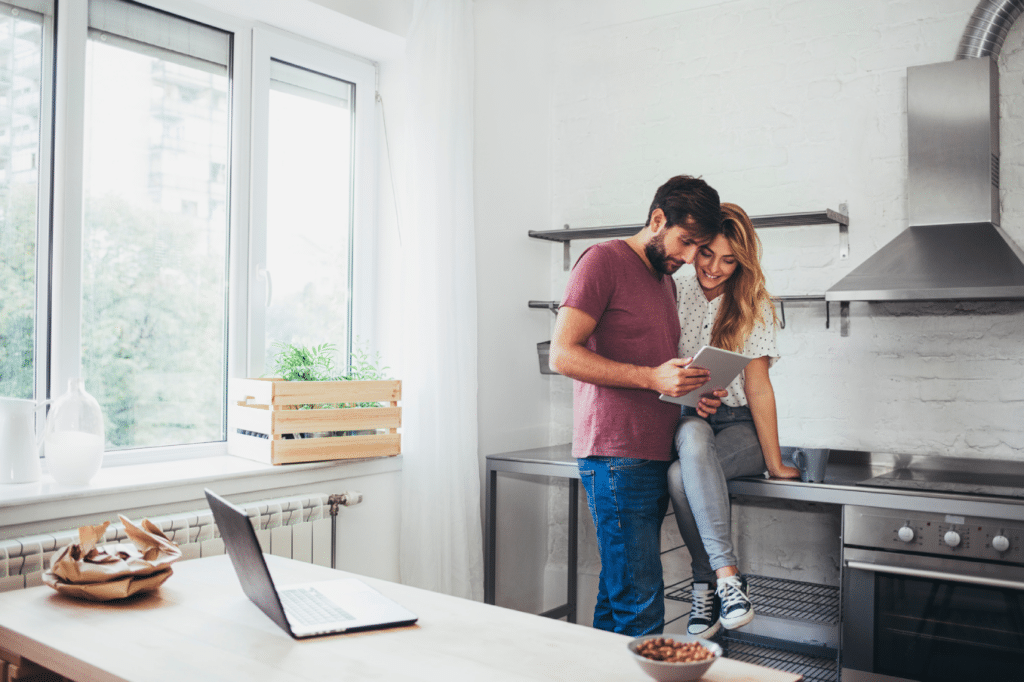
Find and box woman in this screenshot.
[668,202,800,639]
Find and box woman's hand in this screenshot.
[696,389,728,418]
[766,463,800,479]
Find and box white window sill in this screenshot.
[0,447,403,534]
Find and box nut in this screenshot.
[635,637,714,663]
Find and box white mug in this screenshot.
[0,397,47,484]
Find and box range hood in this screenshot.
[826,55,1024,302]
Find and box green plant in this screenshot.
[266,340,391,409]
[268,342,339,383]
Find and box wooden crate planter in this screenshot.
[227,377,401,465]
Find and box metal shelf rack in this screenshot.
[528,205,850,336]
[666,574,839,625]
[666,575,840,682]
[718,634,839,682]
[531,295,841,332]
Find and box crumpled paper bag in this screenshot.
[43,515,182,601]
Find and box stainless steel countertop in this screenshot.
[486,445,1024,522]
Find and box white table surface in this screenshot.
[0,554,801,682]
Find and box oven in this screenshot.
[841,505,1024,682]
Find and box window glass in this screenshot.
[264,58,354,365]
[0,2,46,399]
[80,0,231,449]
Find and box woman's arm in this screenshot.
[744,356,800,479]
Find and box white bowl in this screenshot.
[627,634,723,682]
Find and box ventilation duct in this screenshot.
[957,0,1024,60]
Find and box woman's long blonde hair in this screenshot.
[710,203,779,353]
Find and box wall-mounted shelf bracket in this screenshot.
[771,295,848,336]
[755,203,849,261]
[773,295,829,330]
[528,300,560,315]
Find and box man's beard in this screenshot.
[645,231,682,275]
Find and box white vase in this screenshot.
[44,379,105,486]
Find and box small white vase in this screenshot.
[44,379,105,486]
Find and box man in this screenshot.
[548,175,724,636]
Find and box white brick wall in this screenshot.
[544,0,1024,459]
[476,0,1024,623]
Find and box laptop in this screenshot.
[204,488,418,638]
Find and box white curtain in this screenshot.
[398,0,482,599]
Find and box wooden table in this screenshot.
[0,555,801,682]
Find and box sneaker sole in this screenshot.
[720,609,754,630]
[688,620,721,639]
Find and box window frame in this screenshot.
[16,0,56,408]
[38,0,379,465]
[248,25,377,377]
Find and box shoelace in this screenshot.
[717,576,749,612]
[690,586,716,620]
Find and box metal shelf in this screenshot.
[528,209,849,242]
[666,574,839,625]
[530,206,849,269]
[717,634,839,682]
[530,296,844,334]
[528,300,560,314]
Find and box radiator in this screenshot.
[0,493,332,593]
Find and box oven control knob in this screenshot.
[944,531,961,548]
[897,526,915,543]
[992,535,1010,553]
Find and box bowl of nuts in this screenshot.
[627,634,723,682]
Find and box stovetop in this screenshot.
[856,461,1024,500]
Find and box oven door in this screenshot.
[842,547,1024,682]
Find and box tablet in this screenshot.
[658,345,753,408]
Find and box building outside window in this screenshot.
[81,0,232,450]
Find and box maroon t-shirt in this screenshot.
[561,240,681,461]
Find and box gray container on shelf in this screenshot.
[537,341,556,375]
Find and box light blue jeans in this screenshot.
[668,405,765,583]
[578,456,672,636]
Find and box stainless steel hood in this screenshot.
[826,55,1024,302]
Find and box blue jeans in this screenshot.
[668,405,765,583]
[578,456,671,636]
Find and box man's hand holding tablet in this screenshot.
[658,346,753,411]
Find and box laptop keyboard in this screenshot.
[281,587,355,627]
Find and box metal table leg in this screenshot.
[567,477,578,623]
[484,462,497,605]
[483,450,581,622]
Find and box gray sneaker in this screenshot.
[717,574,754,630]
[687,582,721,638]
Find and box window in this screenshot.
[249,30,376,376]
[0,0,52,401]
[80,0,231,450]
[3,0,379,461]
[263,60,354,359]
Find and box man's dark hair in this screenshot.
[646,175,721,241]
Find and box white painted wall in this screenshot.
[474,0,1024,621]
[474,0,559,614]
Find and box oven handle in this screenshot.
[846,560,1024,591]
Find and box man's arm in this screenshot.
[548,305,711,396]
